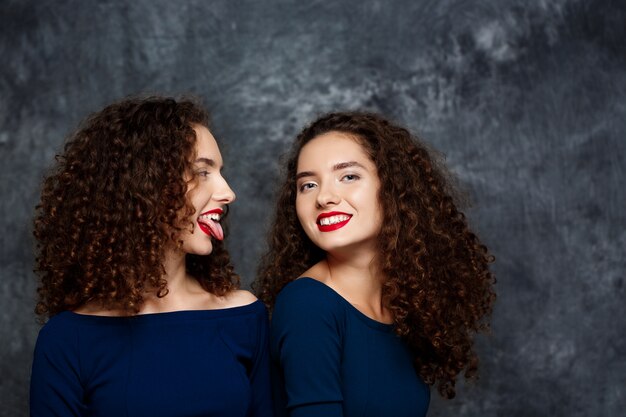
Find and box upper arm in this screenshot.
[271,283,344,416]
[247,303,274,417]
[30,319,85,416]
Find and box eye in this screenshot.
[195,170,210,179]
[298,182,317,192]
[341,173,360,182]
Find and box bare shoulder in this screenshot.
[221,289,258,308]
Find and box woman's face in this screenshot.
[295,131,382,257]
[179,125,236,255]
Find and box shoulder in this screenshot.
[207,290,266,319]
[273,278,345,327]
[271,279,346,356]
[276,278,339,306]
[36,311,125,342]
[33,312,84,359]
[199,289,259,310]
[37,312,80,338]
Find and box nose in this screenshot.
[214,175,236,204]
[315,182,340,208]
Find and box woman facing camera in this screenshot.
[257,112,496,417]
[31,96,273,417]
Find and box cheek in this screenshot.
[188,183,213,210]
[184,194,199,215]
[295,197,307,227]
[354,187,383,227]
[372,194,384,230]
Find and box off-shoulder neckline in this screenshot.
[56,299,264,323]
[293,277,395,332]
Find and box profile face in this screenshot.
[295,131,382,257]
[179,125,236,255]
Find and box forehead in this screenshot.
[297,131,373,170]
[193,125,222,163]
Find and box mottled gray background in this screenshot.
[1,0,624,415]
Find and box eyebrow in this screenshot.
[194,157,217,167]
[295,161,366,180]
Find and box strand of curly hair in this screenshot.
[34,96,239,319]
[255,111,496,399]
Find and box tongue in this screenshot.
[205,219,224,241]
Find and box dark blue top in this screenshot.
[30,300,273,417]
[270,278,430,417]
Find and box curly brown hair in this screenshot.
[256,111,496,398]
[34,96,239,319]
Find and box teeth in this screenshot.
[319,214,350,226]
[199,212,221,222]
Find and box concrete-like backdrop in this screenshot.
[1,0,624,415]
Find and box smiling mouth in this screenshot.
[197,208,224,240]
[316,212,352,232]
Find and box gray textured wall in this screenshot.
[1,0,624,415]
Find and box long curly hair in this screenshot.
[34,96,239,319]
[256,112,496,398]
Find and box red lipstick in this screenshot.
[316,211,352,232]
[201,208,224,216]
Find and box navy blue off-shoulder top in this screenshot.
[270,278,430,417]
[30,300,273,417]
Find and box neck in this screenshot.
[140,248,200,314]
[162,248,187,292]
[325,248,383,304]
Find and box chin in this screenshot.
[315,240,353,253]
[184,243,214,256]
[315,237,375,255]
[196,247,214,256]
